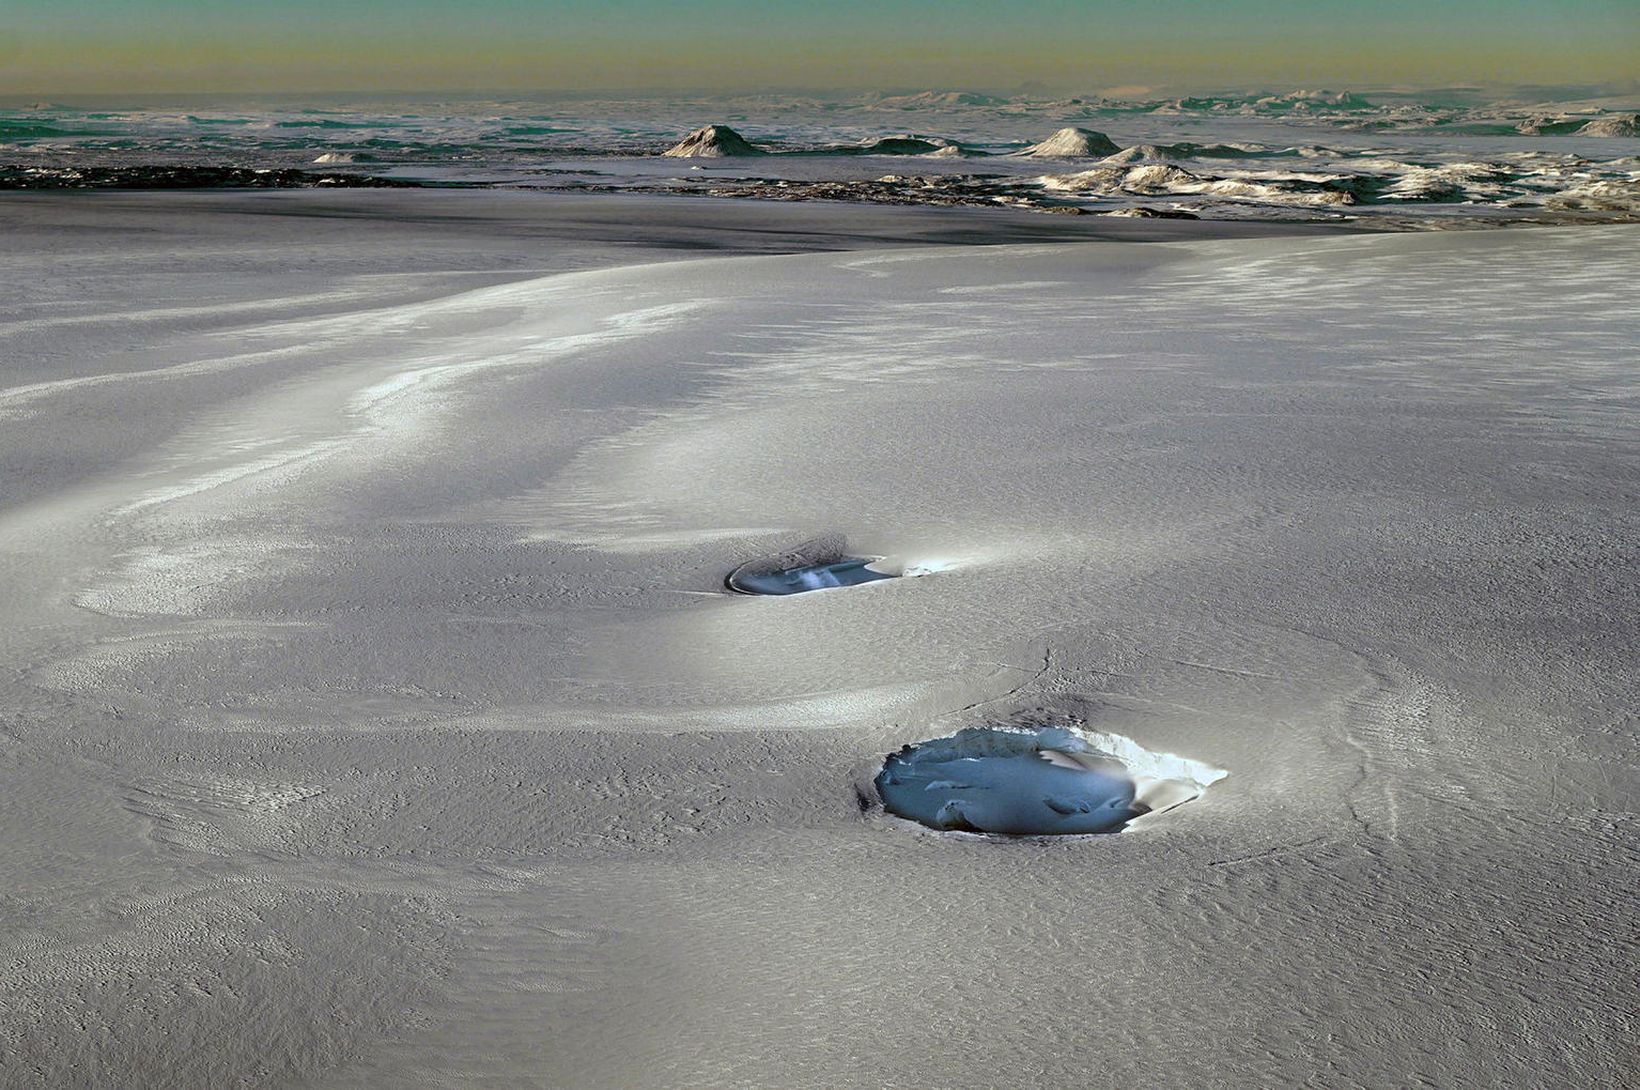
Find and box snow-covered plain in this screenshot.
[0,191,1636,1087]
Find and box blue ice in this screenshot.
[728,558,894,595]
[876,726,1140,835]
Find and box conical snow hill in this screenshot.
[662,125,766,157]
[1016,127,1122,159]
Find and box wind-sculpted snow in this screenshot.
[866,90,1008,110]
[1575,114,1639,138]
[1036,155,1640,217]
[1041,162,1361,208]
[1152,89,1380,115]
[3,87,1636,222]
[1,194,1636,1087]
[1100,142,1321,163]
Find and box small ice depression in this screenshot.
[727,537,937,596]
[728,556,895,595]
[875,724,1225,836]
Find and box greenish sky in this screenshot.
[3,0,1637,94]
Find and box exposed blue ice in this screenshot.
[876,726,1141,835]
[728,557,894,595]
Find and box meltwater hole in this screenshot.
[875,725,1225,836]
[727,557,895,596]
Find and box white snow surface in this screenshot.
[0,191,1635,1088]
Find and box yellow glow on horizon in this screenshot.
[3,28,1637,95]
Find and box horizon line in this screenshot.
[5,79,1639,103]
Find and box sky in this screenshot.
[3,0,1637,96]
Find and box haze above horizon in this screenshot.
[4,0,1638,96]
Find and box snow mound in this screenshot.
[1259,89,1375,111]
[1016,127,1121,159]
[1157,89,1375,115]
[1578,114,1639,138]
[1544,176,1640,214]
[1100,142,1301,164]
[859,136,939,155]
[854,134,977,156]
[1045,163,1201,192]
[662,125,765,158]
[876,724,1226,836]
[1516,116,1593,136]
[871,90,1005,109]
[1375,161,1515,202]
[1101,206,1201,219]
[1099,144,1172,164]
[1042,163,1359,207]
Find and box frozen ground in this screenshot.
[0,190,1636,1088]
